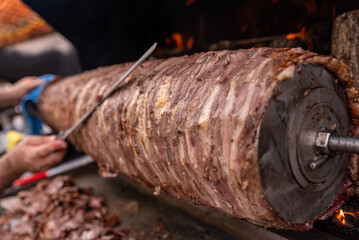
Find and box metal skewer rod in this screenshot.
[58,43,157,140]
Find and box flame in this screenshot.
[166,33,194,50]
[286,27,313,50]
[334,208,358,228]
[286,27,306,41]
[187,36,194,49]
[335,209,346,226]
[171,33,183,48]
[345,211,358,218]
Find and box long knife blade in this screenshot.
[57,42,157,140]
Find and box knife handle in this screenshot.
[13,171,48,187]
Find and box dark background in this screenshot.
[23,0,359,70]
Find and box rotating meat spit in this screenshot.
[37,48,358,229]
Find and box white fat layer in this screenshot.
[277,65,295,81]
[154,76,171,120]
[198,84,221,124]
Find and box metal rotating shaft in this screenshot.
[310,132,359,169]
[328,135,359,153]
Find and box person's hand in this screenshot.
[10,77,44,103]
[6,135,67,174]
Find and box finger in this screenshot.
[21,79,44,91]
[23,135,57,145]
[38,150,67,171]
[27,79,44,88]
[17,76,37,83]
[35,140,68,158]
[17,77,44,89]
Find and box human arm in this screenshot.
[0,77,43,109]
[0,135,67,192]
